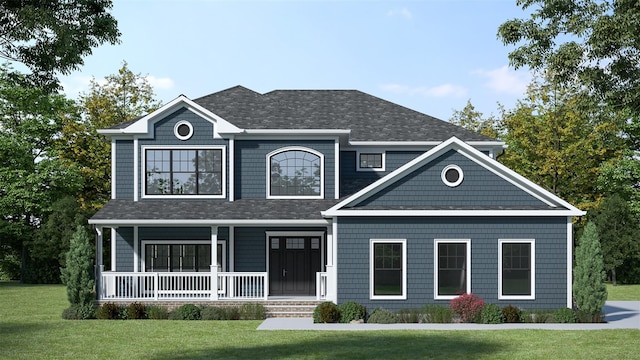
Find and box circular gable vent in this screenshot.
[441,165,463,187]
[174,120,193,140]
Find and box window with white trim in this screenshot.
[268,147,323,198]
[370,239,407,299]
[145,147,224,197]
[144,244,211,272]
[357,151,385,171]
[434,239,471,299]
[499,239,535,300]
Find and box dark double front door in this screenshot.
[269,236,322,296]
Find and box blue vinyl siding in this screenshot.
[355,150,547,208]
[114,227,134,272]
[114,140,134,199]
[234,140,335,199]
[336,217,568,310]
[138,108,229,199]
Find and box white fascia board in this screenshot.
[348,140,506,148]
[100,95,243,136]
[88,219,330,226]
[241,129,350,137]
[321,209,585,217]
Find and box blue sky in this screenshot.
[59,0,533,121]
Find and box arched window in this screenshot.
[268,147,323,198]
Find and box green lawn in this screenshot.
[606,283,640,301]
[1,282,639,360]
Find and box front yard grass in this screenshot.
[606,283,640,300]
[1,281,639,360]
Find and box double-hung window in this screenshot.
[145,147,224,198]
[499,239,535,299]
[434,239,471,299]
[370,239,407,299]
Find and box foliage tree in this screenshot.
[573,222,607,322]
[58,62,162,210]
[589,195,640,285]
[60,226,95,306]
[0,64,83,282]
[449,100,502,139]
[499,76,622,210]
[0,1,120,90]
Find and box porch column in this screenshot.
[210,226,219,300]
[324,220,338,303]
[94,226,103,300]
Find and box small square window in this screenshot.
[357,152,385,172]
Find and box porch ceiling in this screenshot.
[89,199,339,225]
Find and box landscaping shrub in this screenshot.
[313,302,340,323]
[62,304,96,320]
[169,304,202,320]
[420,304,452,323]
[481,303,503,324]
[338,301,367,323]
[397,308,420,323]
[367,308,399,324]
[96,302,122,320]
[450,293,485,323]
[146,305,169,320]
[573,222,607,323]
[501,305,522,323]
[201,306,224,320]
[239,303,266,320]
[60,226,95,306]
[126,302,147,319]
[553,308,577,323]
[522,310,553,323]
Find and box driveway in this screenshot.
[258,301,640,330]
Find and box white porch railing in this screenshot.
[99,271,268,301]
[316,272,328,300]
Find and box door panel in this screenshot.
[269,236,322,296]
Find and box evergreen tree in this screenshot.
[573,222,607,322]
[60,226,95,306]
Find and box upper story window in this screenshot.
[357,151,385,172]
[267,147,323,199]
[144,146,225,198]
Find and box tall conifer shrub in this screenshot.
[573,222,607,322]
[60,226,95,306]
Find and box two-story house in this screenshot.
[89,86,584,313]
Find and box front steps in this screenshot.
[264,301,322,318]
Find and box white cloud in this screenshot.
[387,7,412,20]
[472,66,531,95]
[380,83,468,98]
[146,75,174,90]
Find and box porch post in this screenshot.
[210,226,219,300]
[325,220,338,303]
[94,226,103,300]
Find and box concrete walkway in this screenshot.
[257,301,640,331]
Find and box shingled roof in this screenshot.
[107,86,495,143]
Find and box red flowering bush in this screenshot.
[450,293,485,323]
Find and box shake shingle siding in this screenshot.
[115,140,134,199]
[336,217,568,310]
[355,150,547,208]
[114,227,134,272]
[234,140,335,199]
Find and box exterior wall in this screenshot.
[340,150,424,197]
[356,150,546,208]
[336,216,568,310]
[114,227,134,272]
[138,108,230,200]
[235,140,335,199]
[114,140,134,199]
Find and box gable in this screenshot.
[352,150,547,209]
[323,137,585,217]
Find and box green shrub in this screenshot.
[170,304,201,320]
[573,222,607,321]
[450,293,485,323]
[367,308,399,324]
[576,309,604,323]
[420,304,452,323]
[60,226,95,307]
[522,310,553,323]
[221,306,240,320]
[97,302,122,320]
[201,306,224,320]
[481,303,504,324]
[501,305,522,323]
[239,303,266,320]
[313,302,340,323]
[397,308,420,323]
[553,308,577,323]
[126,302,147,319]
[62,304,96,320]
[146,305,169,320]
[338,301,367,323]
